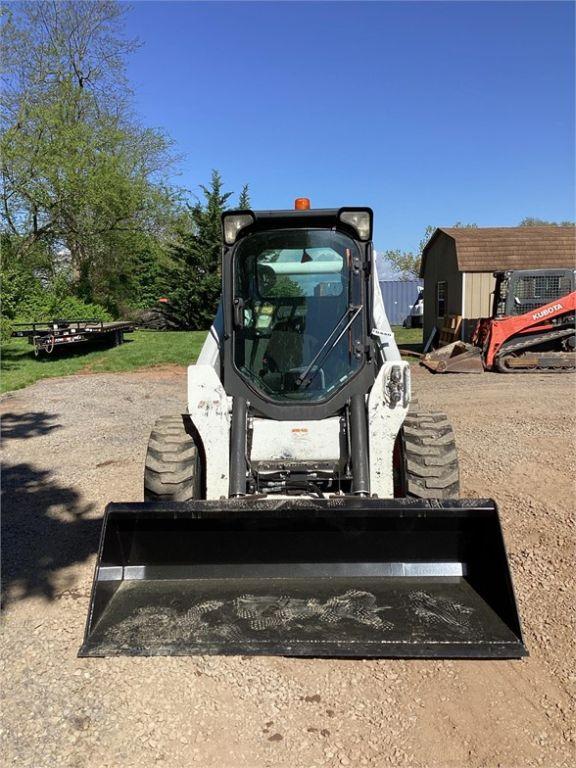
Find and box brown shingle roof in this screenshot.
[421,226,576,275]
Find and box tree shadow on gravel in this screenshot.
[1,411,62,441]
[1,461,100,608]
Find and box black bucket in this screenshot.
[79,498,526,659]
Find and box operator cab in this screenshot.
[234,229,361,401]
[493,269,576,318]
[222,202,376,420]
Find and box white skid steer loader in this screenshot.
[80,201,525,659]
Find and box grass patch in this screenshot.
[1,325,422,395]
[0,330,207,394]
[392,325,423,359]
[392,326,423,347]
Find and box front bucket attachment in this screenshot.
[80,499,526,659]
[422,341,484,373]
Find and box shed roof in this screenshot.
[420,226,575,276]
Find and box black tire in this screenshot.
[144,415,202,502]
[400,412,460,499]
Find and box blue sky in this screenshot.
[124,1,575,259]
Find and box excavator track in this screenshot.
[495,327,575,373]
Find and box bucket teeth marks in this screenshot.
[94,590,395,650]
[409,590,474,636]
[321,590,394,630]
[233,590,393,632]
[184,600,226,627]
[101,600,241,648]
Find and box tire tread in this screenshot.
[144,415,201,501]
[401,411,460,499]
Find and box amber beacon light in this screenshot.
[294,197,311,210]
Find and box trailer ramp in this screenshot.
[80,499,526,659]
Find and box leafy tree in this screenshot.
[265,276,304,298]
[380,249,421,280]
[1,1,176,312]
[518,217,574,227]
[381,223,478,279]
[238,185,251,209]
[382,225,435,279]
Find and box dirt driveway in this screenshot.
[1,366,575,768]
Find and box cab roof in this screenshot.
[224,207,373,240]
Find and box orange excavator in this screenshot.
[422,269,576,373]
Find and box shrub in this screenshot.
[0,316,13,344]
[3,269,112,324]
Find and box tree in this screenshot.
[266,276,304,299]
[1,1,176,312]
[518,217,574,227]
[238,184,251,209]
[381,225,435,279]
[169,171,232,329]
[381,222,478,279]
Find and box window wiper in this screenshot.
[295,304,363,388]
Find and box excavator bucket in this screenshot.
[79,498,526,659]
[422,341,485,373]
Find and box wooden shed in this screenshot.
[420,226,576,343]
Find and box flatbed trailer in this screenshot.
[11,320,134,356]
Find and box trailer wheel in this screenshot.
[397,412,460,499]
[144,415,203,501]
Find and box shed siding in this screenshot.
[422,237,461,343]
[461,271,496,340]
[464,271,495,318]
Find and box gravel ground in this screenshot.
[1,365,575,768]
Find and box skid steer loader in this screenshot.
[80,201,525,659]
[422,268,576,374]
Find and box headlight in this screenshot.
[222,212,254,245]
[338,209,372,241]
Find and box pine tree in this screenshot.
[170,170,232,329]
[238,184,251,209]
